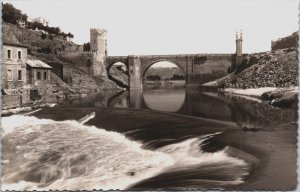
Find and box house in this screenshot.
[17,19,26,28]
[29,17,49,26]
[2,40,28,89]
[26,55,52,85]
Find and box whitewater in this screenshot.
[1,114,250,191]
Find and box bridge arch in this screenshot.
[142,60,187,81]
[107,61,129,89]
[107,61,128,73]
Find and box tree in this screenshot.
[67,32,74,38]
[41,33,47,40]
[146,75,161,81]
[48,34,54,40]
[171,74,185,80]
[2,3,26,24]
[83,42,90,51]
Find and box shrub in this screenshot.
[41,33,47,39]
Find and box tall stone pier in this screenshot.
[128,56,142,89]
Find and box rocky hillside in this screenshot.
[215,47,298,89]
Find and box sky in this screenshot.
[4,0,299,56]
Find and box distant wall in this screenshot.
[271,32,298,51]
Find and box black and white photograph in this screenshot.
[1,0,299,190]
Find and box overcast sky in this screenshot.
[4,0,299,56]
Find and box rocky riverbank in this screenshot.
[223,86,298,109]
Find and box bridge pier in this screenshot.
[129,88,143,109]
[128,56,142,89]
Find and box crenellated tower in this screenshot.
[90,28,108,56]
[89,28,108,76]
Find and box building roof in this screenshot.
[3,39,28,48]
[26,55,52,69]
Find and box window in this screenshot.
[18,70,22,80]
[7,50,11,59]
[44,71,47,80]
[18,51,22,60]
[7,70,12,80]
[37,71,41,80]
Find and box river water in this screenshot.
[1,86,298,190]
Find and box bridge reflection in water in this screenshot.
[62,87,297,130]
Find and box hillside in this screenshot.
[3,22,119,94]
[215,47,298,89]
[2,22,81,53]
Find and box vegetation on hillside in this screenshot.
[2,3,74,39]
[2,3,27,24]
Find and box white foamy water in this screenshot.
[1,115,174,191]
[158,133,245,167]
[1,115,251,191]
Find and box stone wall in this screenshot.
[58,52,95,74]
[58,52,106,77]
[271,32,298,51]
[2,83,56,110]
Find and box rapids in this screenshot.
[1,115,251,191]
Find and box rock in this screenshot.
[271,91,298,108]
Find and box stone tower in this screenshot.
[90,28,108,56]
[89,28,108,76]
[236,30,243,56]
[235,30,243,71]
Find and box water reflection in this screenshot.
[143,89,186,112]
[59,87,297,130]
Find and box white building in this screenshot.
[29,17,49,26]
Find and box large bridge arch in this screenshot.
[140,58,188,76]
[141,59,187,81]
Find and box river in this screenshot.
[1,86,298,190]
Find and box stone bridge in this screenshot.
[106,54,237,89]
